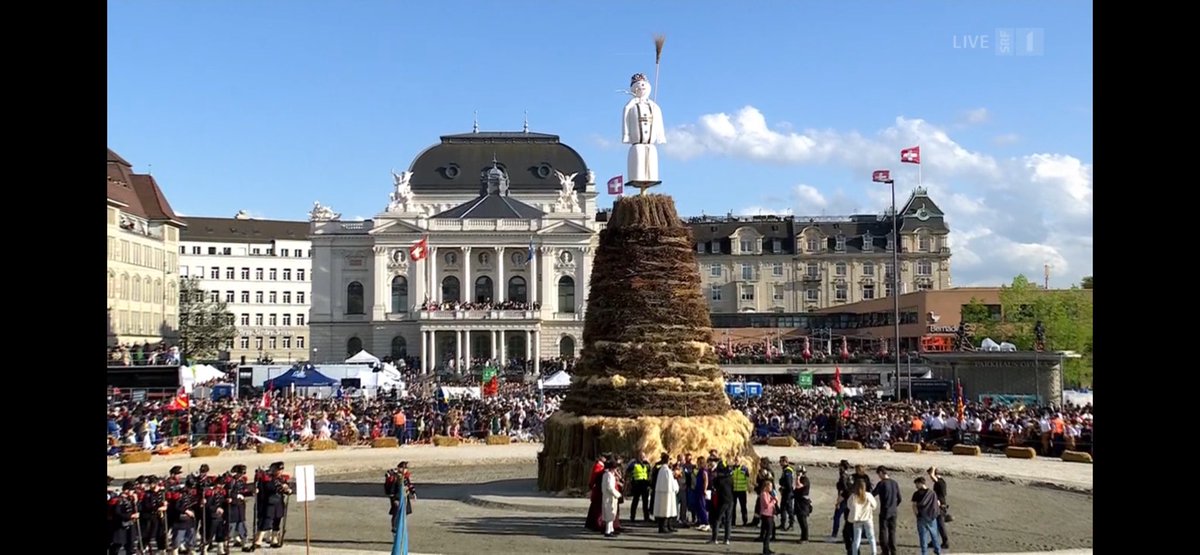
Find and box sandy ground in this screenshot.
[111,443,1092,555]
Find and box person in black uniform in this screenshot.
[202,474,228,554]
[253,462,292,550]
[792,466,812,543]
[224,465,252,550]
[108,481,140,555]
[168,480,198,555]
[777,457,796,532]
[140,476,169,553]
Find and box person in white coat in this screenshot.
[652,455,679,533]
[602,461,623,538]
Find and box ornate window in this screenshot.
[508,276,528,304]
[346,281,364,314]
[558,276,575,313]
[474,276,493,303]
[442,276,461,303]
[391,276,408,312]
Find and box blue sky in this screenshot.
[108,0,1093,287]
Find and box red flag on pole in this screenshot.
[956,379,965,422]
[408,236,429,262]
[872,169,892,183]
[900,146,921,164]
[167,387,189,411]
[607,175,624,195]
[832,367,843,395]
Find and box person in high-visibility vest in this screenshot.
[730,457,752,526]
[626,454,653,522]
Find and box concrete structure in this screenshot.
[178,213,312,363]
[107,148,186,346]
[309,130,599,373]
[923,352,1064,405]
[690,187,951,313]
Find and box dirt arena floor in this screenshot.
[296,463,1092,554]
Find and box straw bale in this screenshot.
[835,440,864,450]
[892,442,922,453]
[372,437,399,448]
[120,451,152,464]
[256,443,286,454]
[486,435,512,445]
[1061,450,1093,464]
[433,435,462,447]
[309,439,338,451]
[191,446,222,458]
[537,409,756,492]
[767,436,797,447]
[951,444,981,456]
[1005,446,1037,459]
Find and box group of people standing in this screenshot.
[106,462,293,554]
[584,451,951,555]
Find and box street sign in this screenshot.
[295,464,316,502]
[796,372,813,389]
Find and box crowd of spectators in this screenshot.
[419,300,539,312]
[715,341,917,365]
[732,385,1094,456]
[108,342,182,366]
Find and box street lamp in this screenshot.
[873,170,903,399]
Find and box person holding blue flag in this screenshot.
[385,462,415,536]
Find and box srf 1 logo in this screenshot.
[995,28,1045,56]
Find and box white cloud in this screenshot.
[993,133,1020,146]
[962,108,990,125]
[590,134,615,149]
[663,106,1093,287]
[737,206,794,217]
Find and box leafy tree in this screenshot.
[177,276,236,362]
[1080,275,1093,289]
[967,275,1094,387]
[960,297,990,324]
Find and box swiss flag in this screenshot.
[607,175,624,195]
[871,170,891,183]
[900,146,921,164]
[409,236,429,262]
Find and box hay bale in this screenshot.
[766,436,797,447]
[256,443,285,454]
[951,444,981,456]
[892,442,922,453]
[372,437,399,448]
[191,446,222,458]
[309,439,338,451]
[120,451,152,464]
[121,446,144,454]
[835,440,863,450]
[433,435,462,447]
[1061,450,1093,464]
[1005,446,1037,459]
[486,435,512,445]
[538,410,757,492]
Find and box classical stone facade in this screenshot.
[309,131,599,373]
[107,149,186,346]
[178,213,312,363]
[691,187,952,312]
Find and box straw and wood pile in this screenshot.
[540,195,756,492]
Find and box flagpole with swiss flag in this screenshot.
[873,166,902,400]
[901,145,921,187]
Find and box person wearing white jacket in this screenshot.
[601,461,623,538]
[847,479,879,555]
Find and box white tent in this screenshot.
[345,350,381,364]
[980,338,1001,352]
[354,369,405,391]
[541,370,572,389]
[180,364,228,393]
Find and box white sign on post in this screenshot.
[294,465,316,503]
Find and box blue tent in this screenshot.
[265,365,338,389]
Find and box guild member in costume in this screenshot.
[585,454,608,532]
[652,453,679,533]
[385,461,416,533]
[600,460,623,538]
[107,481,140,555]
[252,462,292,550]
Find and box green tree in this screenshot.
[1080,275,1093,289]
[960,297,990,325]
[985,275,1094,387]
[178,276,236,362]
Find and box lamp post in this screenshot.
[879,176,902,400]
